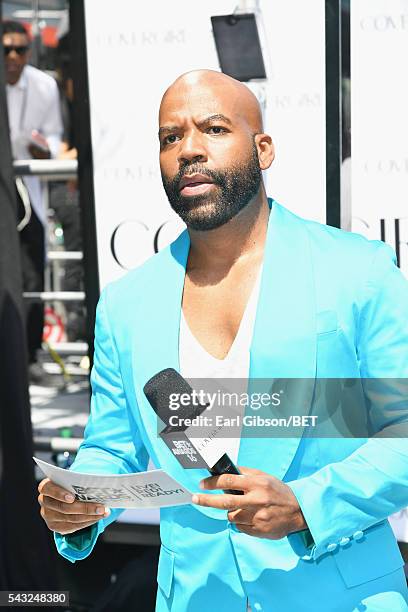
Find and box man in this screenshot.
[3,20,63,382]
[39,71,408,611]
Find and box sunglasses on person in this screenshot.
[3,45,29,56]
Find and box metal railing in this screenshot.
[13,159,77,180]
[33,436,83,452]
[24,291,85,301]
[48,251,83,261]
[14,159,87,355]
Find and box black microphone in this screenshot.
[144,368,243,495]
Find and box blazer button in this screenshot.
[326,542,338,552]
[353,530,364,541]
[339,537,350,546]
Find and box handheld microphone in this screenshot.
[144,368,243,495]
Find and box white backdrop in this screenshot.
[84,0,327,289]
[351,0,408,540]
[351,0,408,277]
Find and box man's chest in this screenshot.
[181,271,259,360]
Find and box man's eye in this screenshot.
[207,126,227,135]
[163,134,179,145]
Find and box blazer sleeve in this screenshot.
[55,287,149,562]
[288,241,408,560]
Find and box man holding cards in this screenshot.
[39,70,408,612]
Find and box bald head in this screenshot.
[160,69,263,133]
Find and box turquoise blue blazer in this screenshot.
[55,201,408,611]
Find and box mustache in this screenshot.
[171,165,225,189]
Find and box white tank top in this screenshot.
[179,267,262,464]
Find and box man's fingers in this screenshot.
[41,506,104,524]
[200,473,250,492]
[192,492,252,511]
[227,508,254,525]
[38,479,111,538]
[39,494,108,517]
[38,478,75,503]
[200,469,274,492]
[237,466,267,477]
[38,478,50,494]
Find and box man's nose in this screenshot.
[177,132,207,165]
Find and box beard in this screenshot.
[161,141,262,231]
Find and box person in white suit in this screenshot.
[3,20,62,382]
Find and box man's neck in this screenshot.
[187,189,270,275]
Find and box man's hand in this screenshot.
[28,130,51,159]
[38,478,110,535]
[192,467,307,540]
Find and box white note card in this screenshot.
[34,457,192,508]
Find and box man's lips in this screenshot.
[178,173,216,197]
[179,174,214,188]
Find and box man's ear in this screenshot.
[254,133,275,170]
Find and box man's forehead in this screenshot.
[159,72,262,131]
[160,86,240,123]
[3,32,28,43]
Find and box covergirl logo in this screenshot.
[110,218,182,269]
[95,29,186,48]
[360,14,408,31]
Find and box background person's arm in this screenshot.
[38,78,63,159]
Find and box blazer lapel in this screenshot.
[130,230,215,511]
[238,201,317,478]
